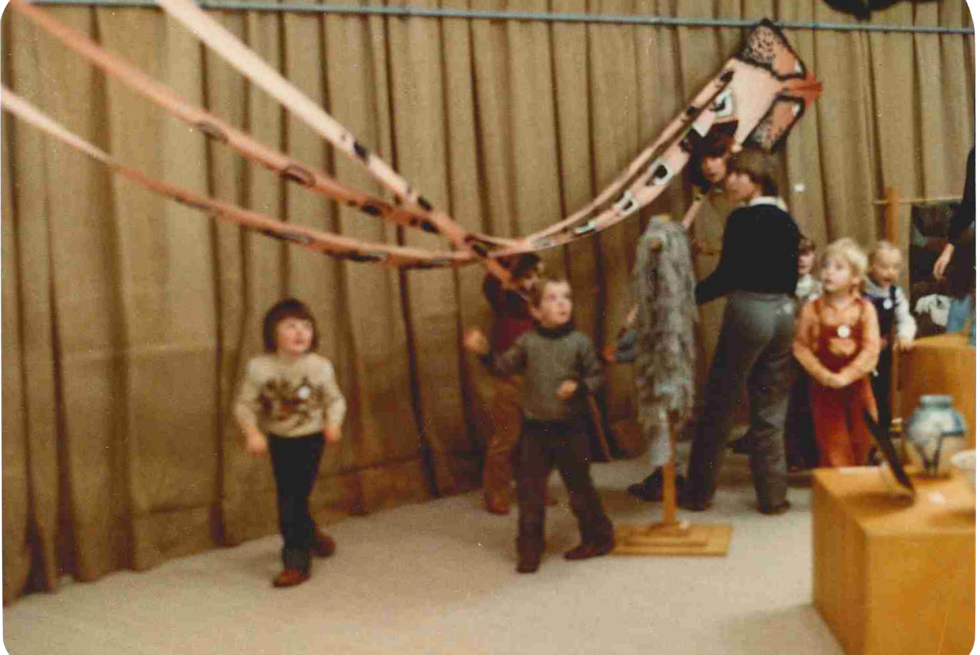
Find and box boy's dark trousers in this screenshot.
[515,419,614,562]
[268,432,325,573]
[870,344,894,433]
[784,362,819,469]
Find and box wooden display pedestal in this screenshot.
[898,332,976,450]
[812,468,975,655]
[612,458,731,557]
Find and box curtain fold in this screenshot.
[2,0,974,604]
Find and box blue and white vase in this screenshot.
[904,395,968,477]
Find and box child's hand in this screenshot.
[625,305,639,328]
[463,328,490,355]
[245,429,268,457]
[897,337,915,352]
[824,372,848,389]
[323,426,342,443]
[602,343,618,363]
[556,380,579,400]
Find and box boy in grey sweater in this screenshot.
[465,277,614,573]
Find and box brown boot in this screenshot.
[272,569,310,588]
[313,532,336,558]
[564,539,615,561]
[485,493,510,515]
[517,551,542,573]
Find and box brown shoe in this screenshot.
[517,554,541,573]
[313,532,336,558]
[563,539,615,561]
[485,496,510,515]
[759,500,791,516]
[272,569,310,588]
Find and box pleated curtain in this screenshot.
[2,0,974,603]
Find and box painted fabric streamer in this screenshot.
[632,219,698,467]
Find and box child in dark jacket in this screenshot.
[465,277,614,573]
[863,240,916,434]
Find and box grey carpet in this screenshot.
[3,451,845,655]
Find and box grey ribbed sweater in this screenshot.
[481,323,603,422]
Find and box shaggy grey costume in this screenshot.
[632,218,698,468]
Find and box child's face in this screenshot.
[531,281,573,328]
[798,250,815,276]
[869,248,902,287]
[724,170,759,203]
[821,255,859,294]
[517,264,542,294]
[275,317,314,357]
[700,155,728,185]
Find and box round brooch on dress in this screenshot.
[837,325,851,338]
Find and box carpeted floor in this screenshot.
[2,451,846,655]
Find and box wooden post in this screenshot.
[884,185,900,243]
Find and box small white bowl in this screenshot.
[950,450,976,494]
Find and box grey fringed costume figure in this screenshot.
[631,217,698,467]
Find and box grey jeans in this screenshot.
[685,291,797,510]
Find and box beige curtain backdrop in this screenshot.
[1,0,974,604]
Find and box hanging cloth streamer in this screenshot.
[4,0,516,249]
[3,7,821,274]
[151,0,513,280]
[0,87,469,268]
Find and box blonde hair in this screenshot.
[868,239,903,265]
[822,238,868,289]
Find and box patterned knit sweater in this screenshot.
[234,353,347,437]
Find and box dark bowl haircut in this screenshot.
[262,297,320,353]
[686,126,736,192]
[505,252,542,280]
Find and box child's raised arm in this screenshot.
[466,328,528,376]
[463,327,490,355]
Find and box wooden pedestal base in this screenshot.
[613,521,732,555]
[610,437,732,556]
